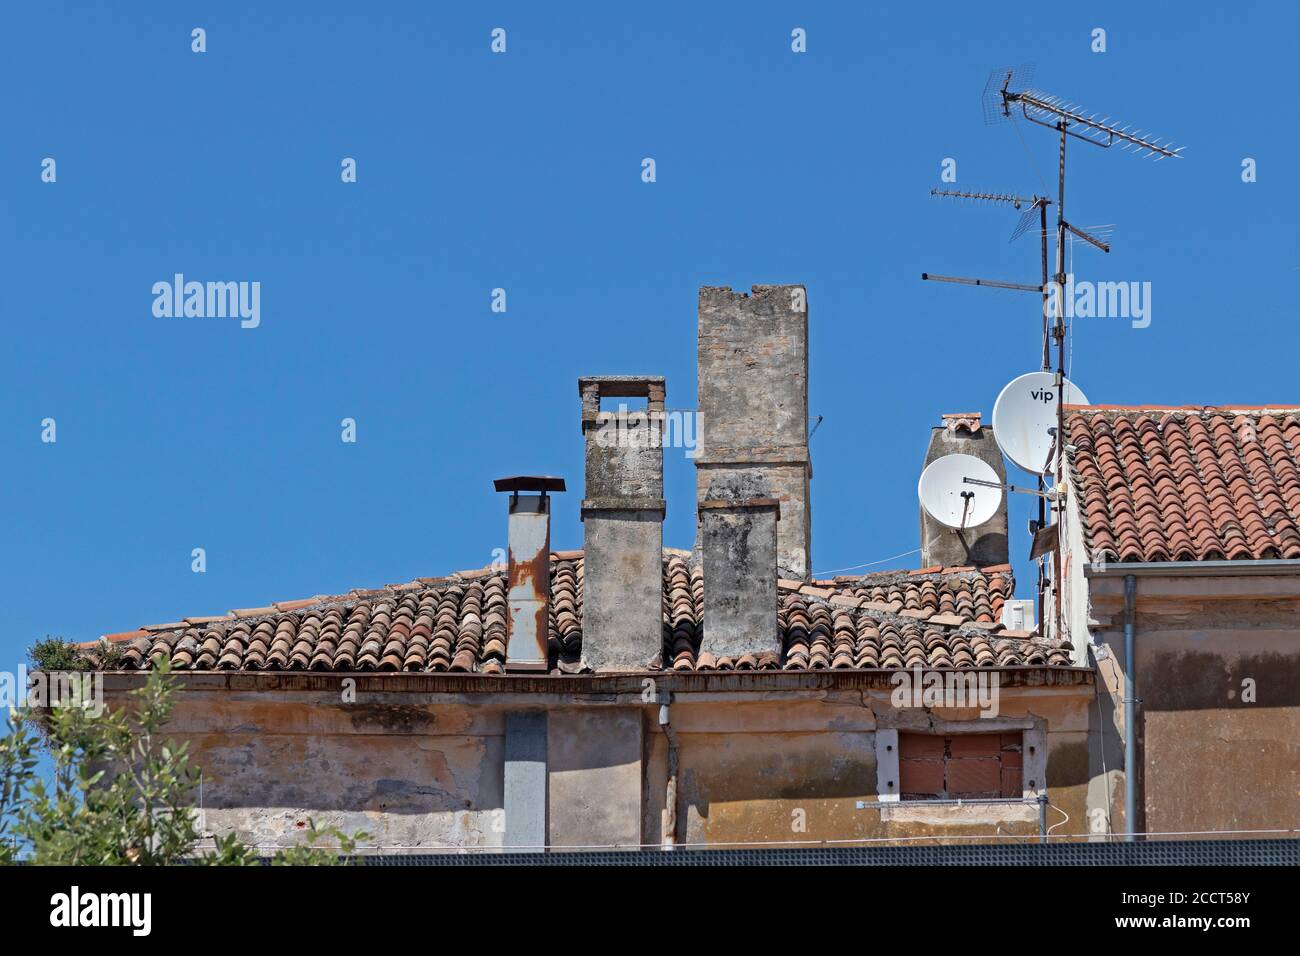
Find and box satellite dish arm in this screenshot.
[963,476,1054,499]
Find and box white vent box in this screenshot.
[1001,599,1035,631]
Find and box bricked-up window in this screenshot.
[898,733,1023,800]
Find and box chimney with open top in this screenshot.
[494,475,566,670]
[579,375,667,671]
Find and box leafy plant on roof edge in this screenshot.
[28,637,94,673]
[1,646,369,865]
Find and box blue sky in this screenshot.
[1,1,1295,663]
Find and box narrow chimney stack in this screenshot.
[919,413,1009,567]
[696,285,812,580]
[579,376,666,671]
[494,476,566,671]
[699,472,781,661]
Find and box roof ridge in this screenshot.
[783,589,1051,646]
[824,565,1013,587]
[1068,404,1300,415]
[94,549,704,645]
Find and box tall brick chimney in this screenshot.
[919,413,1009,567]
[494,476,566,670]
[579,376,666,671]
[695,285,812,580]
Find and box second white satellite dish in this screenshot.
[918,454,1003,530]
[992,371,1090,475]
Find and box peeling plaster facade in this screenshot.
[102,671,1094,852]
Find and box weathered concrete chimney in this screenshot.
[579,376,666,671]
[494,476,566,670]
[919,413,1009,567]
[696,285,811,580]
[699,471,781,661]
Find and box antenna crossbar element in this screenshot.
[983,65,1035,124]
[1062,220,1111,253]
[1007,90,1183,160]
[920,273,1041,293]
[930,188,1039,208]
[1010,198,1051,244]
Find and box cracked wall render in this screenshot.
[105,685,1093,851]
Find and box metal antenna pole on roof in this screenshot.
[981,64,1182,635]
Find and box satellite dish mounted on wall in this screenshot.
[992,371,1089,475]
[918,454,1004,530]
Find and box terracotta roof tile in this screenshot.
[80,554,1070,674]
[273,599,317,612]
[100,629,149,643]
[228,606,272,619]
[1066,408,1300,563]
[942,412,983,434]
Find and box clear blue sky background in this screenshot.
[2,2,1295,665]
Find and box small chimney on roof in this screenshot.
[579,375,666,671]
[494,476,566,671]
[919,413,1009,567]
[699,471,781,661]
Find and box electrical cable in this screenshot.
[813,548,922,577]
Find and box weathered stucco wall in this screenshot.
[103,678,1094,852]
[1087,576,1300,839]
[644,692,1090,847]
[164,693,506,850]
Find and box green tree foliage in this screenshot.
[1,652,367,865]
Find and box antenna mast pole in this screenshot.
[1053,120,1068,636]
[1040,198,1051,371]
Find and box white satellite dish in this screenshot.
[918,454,1003,530]
[992,371,1090,475]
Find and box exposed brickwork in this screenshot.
[696,285,812,578]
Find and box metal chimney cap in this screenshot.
[493,476,567,494]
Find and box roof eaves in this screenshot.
[1084,558,1300,578]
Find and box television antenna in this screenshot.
[983,63,1181,484]
[921,66,1180,637]
[922,188,1055,370]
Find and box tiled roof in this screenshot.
[83,554,1072,674]
[1066,407,1300,563]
